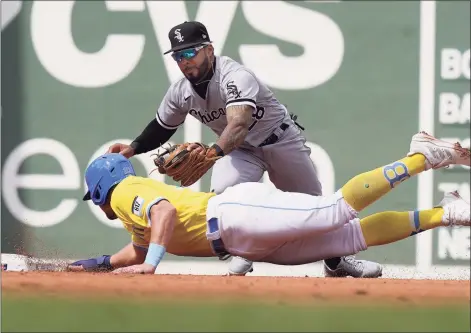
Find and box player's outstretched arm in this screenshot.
[112,200,177,274]
[110,242,147,268]
[215,105,253,155]
[107,119,177,158]
[108,86,185,158]
[67,242,146,272]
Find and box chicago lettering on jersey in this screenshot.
[189,108,227,124]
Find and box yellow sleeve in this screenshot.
[129,192,168,227]
[118,185,167,226]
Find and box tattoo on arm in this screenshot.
[217,105,253,154]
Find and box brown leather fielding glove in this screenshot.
[152,143,221,187]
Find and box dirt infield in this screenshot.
[2,272,470,305]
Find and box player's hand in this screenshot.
[111,263,156,275]
[185,142,206,155]
[67,255,113,272]
[107,143,135,158]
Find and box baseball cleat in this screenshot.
[437,191,470,227]
[407,131,470,170]
[227,256,254,276]
[323,255,383,278]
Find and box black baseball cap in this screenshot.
[163,21,212,55]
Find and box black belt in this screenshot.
[207,217,231,260]
[258,123,289,147]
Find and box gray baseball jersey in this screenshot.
[155,35,375,276]
[156,56,290,147]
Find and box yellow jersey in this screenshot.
[110,176,215,257]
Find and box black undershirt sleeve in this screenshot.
[130,118,177,155]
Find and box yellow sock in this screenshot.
[360,208,445,247]
[341,154,426,212]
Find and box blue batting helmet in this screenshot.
[82,153,135,206]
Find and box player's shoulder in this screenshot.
[112,176,140,197]
[111,176,165,209]
[117,175,146,187]
[110,176,136,209]
[113,176,155,197]
[217,56,258,83]
[218,56,243,70]
[117,176,181,194]
[218,56,252,74]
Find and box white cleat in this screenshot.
[323,255,383,278]
[227,256,254,276]
[407,131,470,170]
[437,191,470,227]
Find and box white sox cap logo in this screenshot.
[174,29,184,43]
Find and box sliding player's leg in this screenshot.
[360,191,470,247]
[341,132,470,213]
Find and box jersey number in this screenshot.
[249,106,265,131]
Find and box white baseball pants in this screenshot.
[206,182,367,264]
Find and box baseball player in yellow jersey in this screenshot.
[69,132,470,275]
[108,176,214,257]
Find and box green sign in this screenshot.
[1,1,467,268]
[430,1,470,266]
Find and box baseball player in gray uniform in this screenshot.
[108,21,383,278]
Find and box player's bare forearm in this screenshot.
[110,242,147,268]
[149,201,176,247]
[216,105,253,154]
